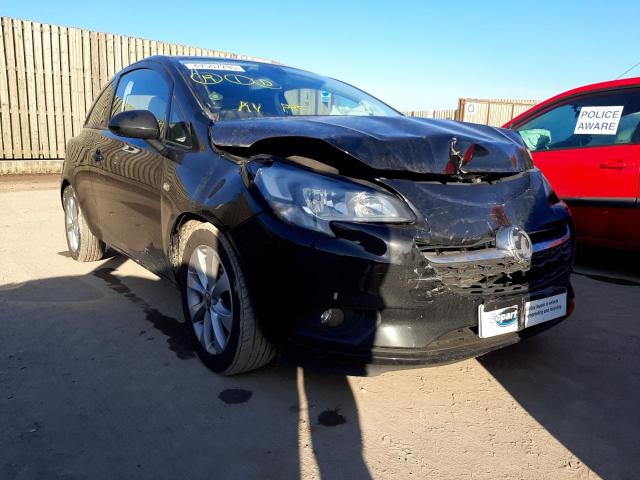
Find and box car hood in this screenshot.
[210,115,531,175]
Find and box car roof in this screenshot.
[127,55,313,81]
[505,76,640,127]
[142,55,279,69]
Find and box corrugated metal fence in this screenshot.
[0,16,271,160]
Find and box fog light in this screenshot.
[320,308,345,327]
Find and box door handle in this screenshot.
[92,149,103,163]
[599,159,627,169]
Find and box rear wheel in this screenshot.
[177,220,274,375]
[63,186,105,262]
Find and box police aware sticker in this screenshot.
[183,63,245,72]
[574,106,624,135]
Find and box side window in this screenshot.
[515,88,640,151]
[111,69,170,135]
[165,99,192,147]
[85,82,114,129]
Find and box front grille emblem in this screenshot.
[496,226,532,263]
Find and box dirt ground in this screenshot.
[1,176,638,480]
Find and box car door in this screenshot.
[69,81,115,237]
[512,87,640,246]
[91,67,171,272]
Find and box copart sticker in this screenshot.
[478,303,520,338]
[574,106,624,135]
[184,63,245,72]
[524,292,567,328]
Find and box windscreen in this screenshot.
[178,60,399,120]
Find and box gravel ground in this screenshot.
[1,176,638,480]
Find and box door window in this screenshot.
[165,99,192,147]
[111,69,170,135]
[515,88,640,152]
[85,82,114,129]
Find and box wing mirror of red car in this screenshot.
[108,110,160,140]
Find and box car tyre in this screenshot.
[177,220,275,375]
[63,186,105,262]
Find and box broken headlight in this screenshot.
[253,162,415,235]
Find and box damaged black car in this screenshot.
[61,56,575,375]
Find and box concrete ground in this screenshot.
[1,176,638,480]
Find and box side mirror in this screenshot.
[108,110,160,140]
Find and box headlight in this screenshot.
[253,162,415,235]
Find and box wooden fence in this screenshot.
[0,16,272,160]
[403,109,458,121]
[456,98,538,126]
[0,16,540,162]
[404,99,538,127]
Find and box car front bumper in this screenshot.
[231,211,575,367]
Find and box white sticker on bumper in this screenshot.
[478,304,520,338]
[524,292,567,328]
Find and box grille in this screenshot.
[418,225,573,296]
[529,223,568,244]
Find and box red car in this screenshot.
[504,78,640,249]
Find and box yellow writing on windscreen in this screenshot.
[281,103,306,113]
[190,71,281,90]
[238,101,262,113]
[191,72,223,85]
[224,74,281,89]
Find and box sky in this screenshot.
[3,1,640,111]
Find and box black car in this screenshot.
[61,56,575,375]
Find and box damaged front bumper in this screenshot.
[230,173,576,367]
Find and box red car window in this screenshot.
[514,88,640,152]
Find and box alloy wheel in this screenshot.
[186,245,233,354]
[64,194,80,252]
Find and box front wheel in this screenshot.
[177,220,274,375]
[62,186,105,262]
